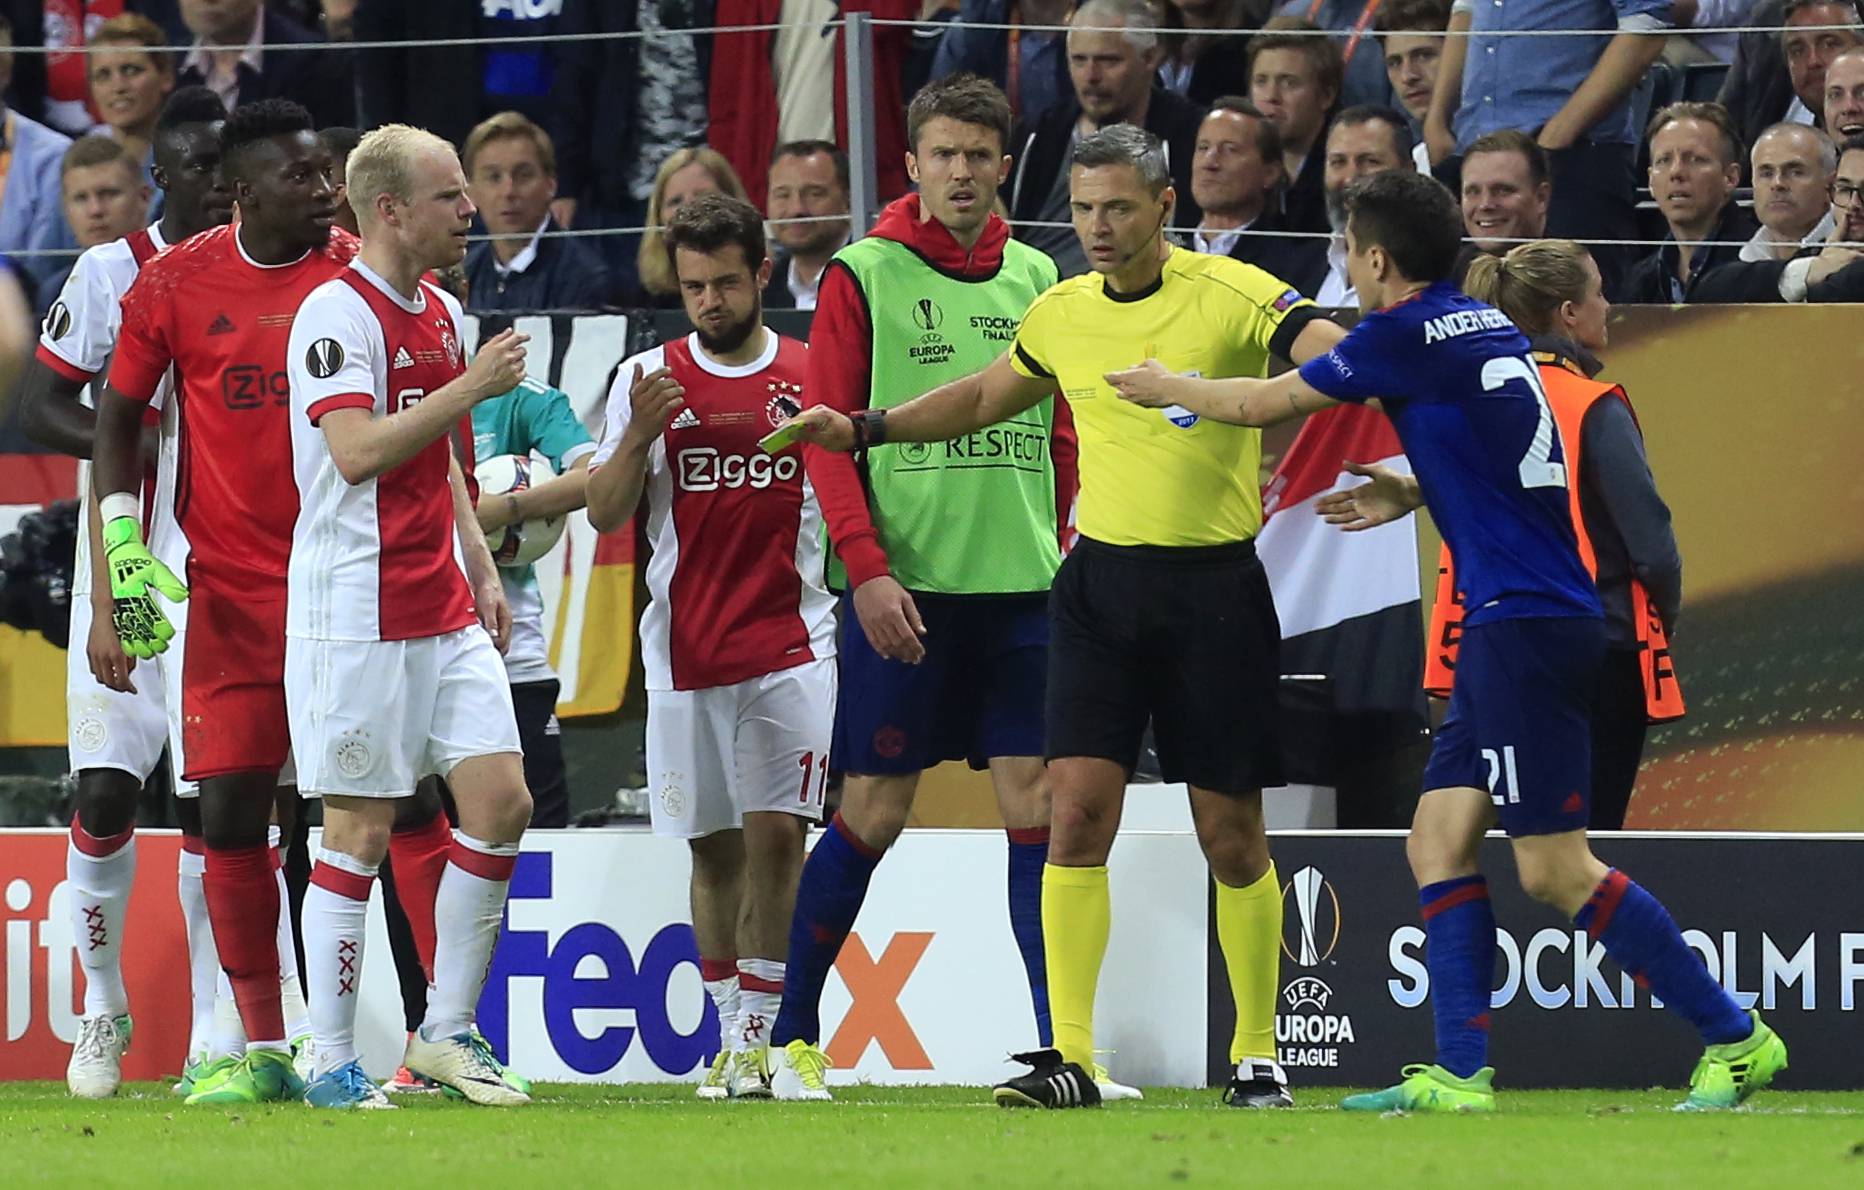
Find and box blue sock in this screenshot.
[1420,875,1496,1079]
[1006,827,1052,1047]
[1575,869,1750,1046]
[770,812,882,1047]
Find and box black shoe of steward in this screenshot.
[992,1048,1103,1109]
[1222,1057,1294,1108]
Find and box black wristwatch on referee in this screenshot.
[852,408,888,449]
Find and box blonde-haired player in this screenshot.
[284,123,534,1109]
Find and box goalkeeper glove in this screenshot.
[103,513,187,658]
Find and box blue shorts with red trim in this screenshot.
[832,591,1048,775]
[1421,616,1604,837]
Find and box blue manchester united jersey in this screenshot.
[1298,282,1600,626]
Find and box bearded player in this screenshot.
[90,99,362,1106]
[587,192,834,1101]
[282,124,532,1110]
[17,86,257,1099]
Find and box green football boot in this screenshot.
[1677,1011,1787,1111]
[174,1053,237,1097]
[184,1048,306,1105]
[1341,1064,1496,1114]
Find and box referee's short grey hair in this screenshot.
[1071,123,1171,194]
[1070,0,1162,55]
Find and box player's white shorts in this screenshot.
[65,590,193,793]
[646,657,836,839]
[285,625,521,797]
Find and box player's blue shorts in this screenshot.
[833,591,1048,774]
[1421,616,1605,837]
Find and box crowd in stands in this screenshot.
[0,0,1860,313]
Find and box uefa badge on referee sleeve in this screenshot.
[1161,370,1203,429]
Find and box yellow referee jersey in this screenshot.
[1009,247,1321,547]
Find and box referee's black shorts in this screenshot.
[1046,536,1285,795]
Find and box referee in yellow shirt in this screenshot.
[787,123,1345,1110]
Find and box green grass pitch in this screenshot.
[5,1083,1862,1188]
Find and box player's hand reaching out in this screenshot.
[465,328,530,400]
[780,406,856,452]
[853,575,927,665]
[1104,359,1180,408]
[1315,461,1422,531]
[622,364,687,446]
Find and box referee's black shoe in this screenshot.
[1222,1058,1294,1108]
[993,1048,1102,1109]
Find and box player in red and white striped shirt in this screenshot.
[588,193,835,1100]
[284,124,533,1109]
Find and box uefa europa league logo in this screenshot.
[1285,865,1340,968]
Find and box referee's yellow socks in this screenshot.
[1042,862,1110,1069]
[1216,862,1281,1064]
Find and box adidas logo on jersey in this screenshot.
[393,346,415,369]
[206,313,236,336]
[670,408,701,430]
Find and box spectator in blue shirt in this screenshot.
[0,16,76,294]
[1426,0,1670,296]
[35,136,152,315]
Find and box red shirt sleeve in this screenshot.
[106,277,172,403]
[802,262,890,588]
[1050,390,1079,551]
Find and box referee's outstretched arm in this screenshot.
[788,352,1054,450]
[1106,360,1341,429]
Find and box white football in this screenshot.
[475,452,566,567]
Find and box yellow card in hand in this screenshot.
[759,422,804,454]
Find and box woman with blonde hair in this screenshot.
[635,148,749,304]
[1325,238,1684,831]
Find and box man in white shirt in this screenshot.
[764,140,851,311]
[1742,123,1838,260]
[175,0,353,129]
[1189,98,1284,257]
[1315,105,1413,306]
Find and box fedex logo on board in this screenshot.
[477,852,934,1077]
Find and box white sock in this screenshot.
[211,970,248,1060]
[737,958,784,1053]
[67,822,136,1018]
[304,848,377,1076]
[178,844,220,1058]
[705,975,741,1054]
[421,832,518,1040]
[274,860,311,1043]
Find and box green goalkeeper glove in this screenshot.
[103,514,188,658]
